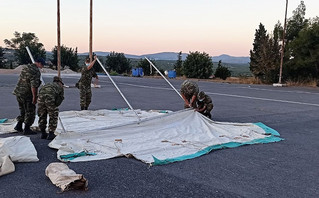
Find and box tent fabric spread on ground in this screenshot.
[47,109,282,165]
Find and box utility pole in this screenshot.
[57,0,61,77]
[89,0,93,62]
[278,0,288,84]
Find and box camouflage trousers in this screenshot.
[79,85,92,109]
[16,95,36,125]
[198,103,214,118]
[37,94,59,132]
[198,103,214,113]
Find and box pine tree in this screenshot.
[250,23,281,83]
[214,60,231,80]
[0,47,5,68]
[174,51,183,76]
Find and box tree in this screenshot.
[285,1,308,42]
[174,51,183,76]
[105,51,131,74]
[250,23,281,83]
[285,19,319,80]
[283,1,314,81]
[4,31,46,65]
[214,60,231,80]
[0,47,5,68]
[51,45,79,71]
[136,58,156,76]
[183,51,213,79]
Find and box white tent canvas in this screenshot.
[48,109,282,165]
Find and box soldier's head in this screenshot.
[53,76,64,86]
[35,57,45,68]
[198,91,205,102]
[85,58,90,67]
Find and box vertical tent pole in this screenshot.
[25,46,67,133]
[96,58,141,122]
[89,0,93,62]
[145,57,183,100]
[57,0,61,77]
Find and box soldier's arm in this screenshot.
[198,104,206,112]
[189,95,197,107]
[181,93,189,105]
[32,87,38,104]
[87,56,97,70]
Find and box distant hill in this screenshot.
[5,49,249,64]
[212,54,250,64]
[78,51,249,64]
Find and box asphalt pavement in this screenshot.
[0,73,318,197]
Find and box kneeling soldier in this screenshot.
[37,76,64,140]
[196,91,214,119]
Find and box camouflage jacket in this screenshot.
[13,64,41,97]
[180,80,199,98]
[197,94,212,107]
[38,82,64,106]
[78,66,97,87]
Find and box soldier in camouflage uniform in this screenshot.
[78,56,98,110]
[180,80,199,108]
[13,58,45,135]
[195,91,214,119]
[37,76,64,140]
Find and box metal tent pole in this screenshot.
[96,58,141,121]
[145,57,183,100]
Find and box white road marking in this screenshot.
[237,86,319,95]
[206,92,319,107]
[100,81,319,108]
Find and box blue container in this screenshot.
[137,68,144,76]
[132,68,138,77]
[168,70,176,78]
[132,68,144,77]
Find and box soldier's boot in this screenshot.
[14,121,23,132]
[23,124,37,135]
[84,107,88,110]
[47,131,56,140]
[40,129,48,139]
[81,106,85,110]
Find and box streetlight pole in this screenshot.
[278,0,288,84]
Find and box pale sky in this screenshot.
[1,0,318,56]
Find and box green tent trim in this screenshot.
[152,122,283,165]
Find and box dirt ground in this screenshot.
[0,66,77,75]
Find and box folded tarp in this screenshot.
[0,136,39,162]
[45,162,88,192]
[49,109,282,165]
[0,119,17,134]
[0,155,15,177]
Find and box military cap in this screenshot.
[53,76,64,85]
[35,57,46,66]
[198,91,205,100]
